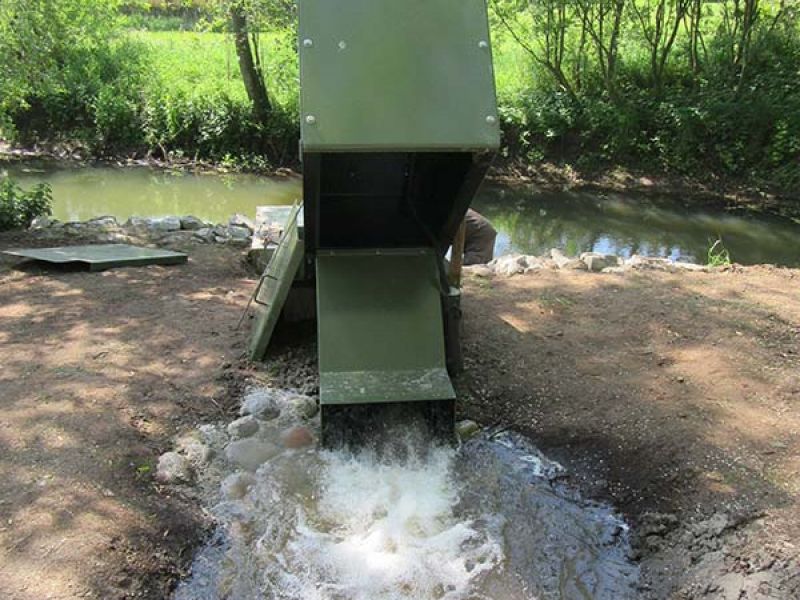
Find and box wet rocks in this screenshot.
[176,434,213,466]
[192,227,216,243]
[240,389,281,421]
[456,419,480,441]
[149,216,182,232]
[227,415,260,439]
[225,439,280,472]
[286,395,318,420]
[221,472,256,500]
[155,451,194,484]
[281,426,314,449]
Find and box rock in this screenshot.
[86,216,118,231]
[227,415,260,439]
[124,216,149,230]
[229,213,255,233]
[180,215,206,231]
[491,254,527,277]
[601,266,628,275]
[463,264,494,278]
[227,225,252,245]
[580,252,619,272]
[281,426,314,449]
[149,216,182,232]
[673,261,708,272]
[95,232,129,243]
[225,439,280,471]
[456,419,480,440]
[155,451,193,483]
[240,389,281,421]
[551,248,587,270]
[176,435,212,466]
[221,472,256,500]
[192,227,216,243]
[29,215,53,229]
[157,231,194,245]
[625,254,672,271]
[285,395,318,419]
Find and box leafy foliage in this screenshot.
[0,0,798,188]
[0,178,53,231]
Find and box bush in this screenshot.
[0,178,53,231]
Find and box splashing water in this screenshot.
[174,389,638,600]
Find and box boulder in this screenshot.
[456,419,480,441]
[601,266,628,275]
[193,227,216,243]
[225,439,280,472]
[229,213,255,233]
[29,215,53,229]
[124,216,149,230]
[491,254,527,277]
[240,389,281,421]
[227,225,252,245]
[155,451,193,484]
[551,248,587,270]
[86,216,118,231]
[221,472,256,500]
[227,415,260,439]
[280,426,314,449]
[625,255,672,271]
[580,252,619,272]
[180,215,206,231]
[176,434,213,466]
[149,216,182,232]
[285,395,318,419]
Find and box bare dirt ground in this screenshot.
[2,229,799,599]
[0,233,254,599]
[458,265,800,598]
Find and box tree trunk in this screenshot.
[230,2,271,126]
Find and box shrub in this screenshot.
[0,178,53,231]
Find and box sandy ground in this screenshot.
[1,231,799,598]
[0,233,253,599]
[458,265,800,598]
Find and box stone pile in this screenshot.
[464,248,711,279]
[29,214,256,248]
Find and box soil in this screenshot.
[458,265,800,599]
[2,229,799,599]
[0,232,255,599]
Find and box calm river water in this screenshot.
[6,161,800,266]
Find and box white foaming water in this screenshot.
[264,446,504,600]
[175,388,639,600]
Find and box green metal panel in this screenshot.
[316,248,455,405]
[299,0,500,151]
[2,244,186,271]
[248,204,304,361]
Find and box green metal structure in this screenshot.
[250,0,499,446]
[3,244,187,271]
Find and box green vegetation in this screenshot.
[707,238,733,267]
[0,178,53,230]
[0,0,798,188]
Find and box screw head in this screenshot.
[305,115,317,125]
[302,38,313,48]
[478,40,489,49]
[486,115,497,125]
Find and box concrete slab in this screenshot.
[3,244,187,271]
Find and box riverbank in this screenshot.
[1,229,799,598]
[3,147,798,223]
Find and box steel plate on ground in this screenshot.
[2,244,187,271]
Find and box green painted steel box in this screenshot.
[298,0,500,151]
